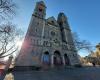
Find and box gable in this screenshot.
[46,16,58,26]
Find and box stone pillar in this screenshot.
[62,55,65,66]
[51,54,54,67]
[40,54,44,66]
[41,20,45,38]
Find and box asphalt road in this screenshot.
[3,67,100,80]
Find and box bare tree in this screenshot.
[0,0,19,59]
[72,32,93,53]
[0,0,16,20]
[0,23,23,58]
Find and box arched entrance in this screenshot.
[54,51,62,66]
[64,54,70,65]
[42,51,50,65]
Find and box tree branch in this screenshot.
[0,47,18,58]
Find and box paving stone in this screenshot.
[4,67,100,80]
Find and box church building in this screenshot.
[15,1,80,68]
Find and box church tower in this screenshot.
[15,1,47,67]
[57,13,72,43]
[57,13,80,65]
[27,1,46,37]
[33,1,46,18]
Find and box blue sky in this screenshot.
[12,0,100,57]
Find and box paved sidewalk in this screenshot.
[4,67,100,80]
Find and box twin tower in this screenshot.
[15,1,80,68]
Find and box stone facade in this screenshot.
[15,1,80,67]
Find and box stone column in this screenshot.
[51,54,54,67]
[40,54,44,66]
[62,55,65,66]
[41,20,45,38]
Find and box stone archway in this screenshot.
[64,54,70,65]
[53,51,62,66]
[42,51,50,65]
